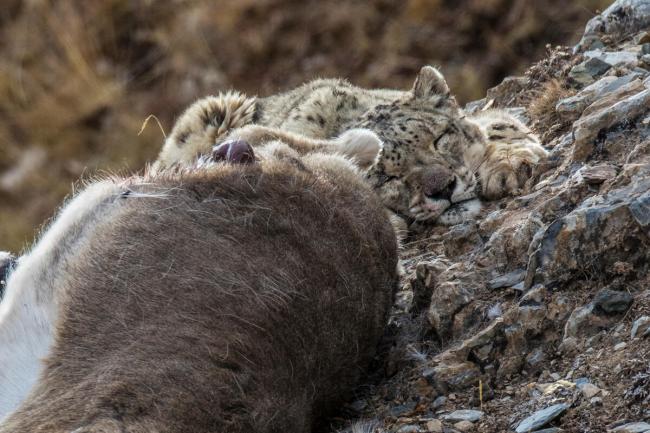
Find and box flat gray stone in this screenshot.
[585,49,639,67]
[515,403,569,433]
[610,422,650,433]
[556,74,641,119]
[631,315,650,338]
[488,269,526,289]
[593,289,634,314]
[572,81,650,161]
[569,58,611,85]
[442,409,484,423]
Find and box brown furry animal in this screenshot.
[0,141,398,432]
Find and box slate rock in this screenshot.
[584,49,639,67]
[593,289,634,314]
[569,58,611,85]
[572,77,650,161]
[488,269,526,289]
[631,315,650,338]
[577,0,650,51]
[610,422,650,433]
[442,410,484,423]
[526,173,650,288]
[515,404,569,433]
[556,74,641,120]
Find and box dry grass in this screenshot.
[0,0,610,251]
[528,79,576,142]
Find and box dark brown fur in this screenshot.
[1,159,398,433]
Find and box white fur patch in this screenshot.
[437,198,482,226]
[0,181,122,421]
[335,128,382,167]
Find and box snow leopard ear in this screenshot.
[412,65,450,99]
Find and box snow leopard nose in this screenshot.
[212,140,255,164]
[422,165,455,200]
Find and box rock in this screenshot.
[580,164,619,185]
[614,342,627,350]
[572,77,650,161]
[390,401,417,417]
[641,54,650,66]
[486,76,527,106]
[464,98,487,114]
[488,269,526,289]
[423,361,482,393]
[515,403,570,433]
[559,336,580,354]
[568,58,611,85]
[526,173,650,288]
[454,420,474,432]
[643,43,650,55]
[590,396,603,406]
[427,282,473,339]
[577,382,602,398]
[563,289,632,340]
[593,289,634,314]
[584,49,639,68]
[426,419,443,433]
[556,74,641,120]
[431,395,447,410]
[442,410,484,423]
[631,315,650,338]
[577,0,650,51]
[610,422,650,433]
[396,424,421,433]
[563,304,607,340]
[525,347,547,373]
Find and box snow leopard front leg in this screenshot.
[223,124,382,168]
[0,181,125,420]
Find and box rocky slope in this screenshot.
[336,1,650,432]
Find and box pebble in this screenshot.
[610,422,650,433]
[515,403,569,433]
[396,424,421,433]
[614,342,627,351]
[431,396,447,410]
[593,289,634,314]
[442,410,484,423]
[454,420,474,432]
[578,382,601,399]
[641,54,650,66]
[425,419,443,433]
[643,43,650,55]
[631,316,650,339]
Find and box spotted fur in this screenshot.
[158,66,547,227]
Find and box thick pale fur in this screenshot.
[158,66,547,226]
[156,91,257,167]
[0,142,398,432]
[469,109,548,199]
